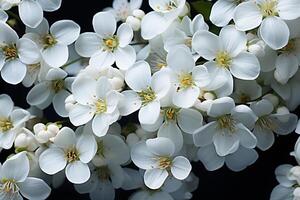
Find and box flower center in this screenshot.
[43,34,57,48]
[185,38,192,48]
[2,44,18,61]
[103,36,119,52]
[65,148,79,163]
[164,107,178,121]
[179,73,193,89]
[95,99,107,114]
[0,118,13,132]
[138,87,156,105]
[256,116,275,130]
[259,0,278,17]
[97,166,110,180]
[1,178,19,193]
[51,79,64,93]
[216,51,232,68]
[279,39,296,54]
[158,156,172,169]
[166,0,178,10]
[217,115,236,133]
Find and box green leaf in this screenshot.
[191,0,212,21]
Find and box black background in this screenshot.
[0,0,299,199]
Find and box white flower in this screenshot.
[76,64,125,92]
[89,125,130,166]
[119,61,170,124]
[26,68,72,117]
[142,105,203,153]
[251,99,298,151]
[0,0,61,28]
[233,0,300,50]
[0,94,30,149]
[131,137,192,189]
[166,46,213,108]
[141,0,186,39]
[105,0,143,22]
[75,11,136,70]
[25,18,80,68]
[0,152,51,199]
[197,144,258,172]
[232,79,262,104]
[164,14,209,53]
[74,163,125,200]
[270,164,299,200]
[39,127,97,184]
[69,76,120,137]
[209,0,246,27]
[193,25,261,90]
[193,97,258,156]
[0,22,40,84]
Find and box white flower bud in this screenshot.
[36,130,51,143]
[15,133,28,148]
[132,9,145,19]
[33,123,46,134]
[110,77,125,91]
[126,16,141,31]
[203,92,216,100]
[263,94,279,107]
[65,95,76,112]
[47,124,60,137]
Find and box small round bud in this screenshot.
[15,133,28,147]
[33,123,46,134]
[110,77,125,91]
[126,16,141,31]
[132,9,145,19]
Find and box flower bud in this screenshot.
[126,16,141,31]
[15,133,28,148]
[132,9,145,19]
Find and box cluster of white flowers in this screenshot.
[0,0,300,199]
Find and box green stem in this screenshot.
[61,58,82,69]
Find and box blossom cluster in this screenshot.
[0,0,300,199]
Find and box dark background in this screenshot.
[1,0,299,199]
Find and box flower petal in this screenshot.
[230,52,260,80]
[1,152,29,182]
[233,1,262,31]
[50,20,80,45]
[259,17,289,50]
[65,161,90,184]
[18,0,43,28]
[39,147,66,175]
[170,156,191,180]
[19,177,51,200]
[93,11,116,37]
[1,60,27,85]
[144,168,168,189]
